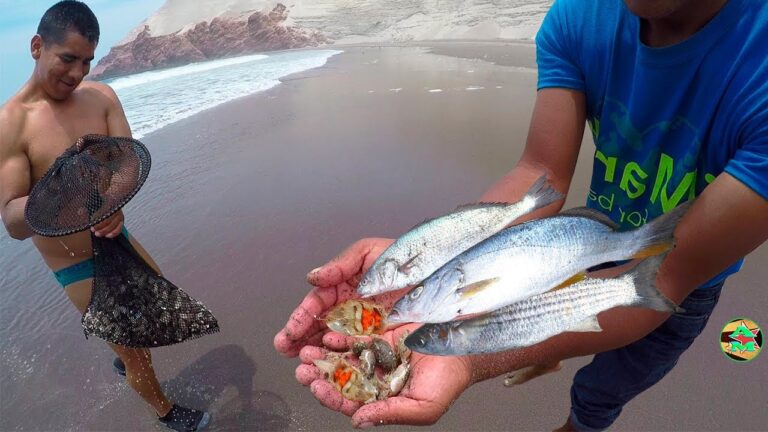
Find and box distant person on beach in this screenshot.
[0,2,210,431]
[275,0,768,430]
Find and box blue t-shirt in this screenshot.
[536,0,768,288]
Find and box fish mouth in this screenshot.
[386,308,405,323]
[404,330,429,352]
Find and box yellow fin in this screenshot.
[458,277,500,299]
[632,241,674,259]
[550,272,587,291]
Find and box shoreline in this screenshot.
[133,40,538,141]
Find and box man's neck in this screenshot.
[641,0,729,47]
[20,78,50,104]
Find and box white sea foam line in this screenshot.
[428,89,443,93]
[123,50,343,138]
[466,86,485,91]
[108,54,270,90]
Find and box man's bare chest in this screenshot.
[24,102,109,182]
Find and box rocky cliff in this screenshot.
[91,0,551,80]
[90,4,327,80]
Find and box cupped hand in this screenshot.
[296,324,473,428]
[274,237,401,357]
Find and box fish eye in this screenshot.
[409,286,423,300]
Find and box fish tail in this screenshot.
[628,253,685,313]
[523,174,564,211]
[630,201,692,259]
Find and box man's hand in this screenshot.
[296,324,473,428]
[274,238,399,357]
[91,209,124,238]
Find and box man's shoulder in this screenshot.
[542,0,624,42]
[78,80,122,108]
[0,98,28,154]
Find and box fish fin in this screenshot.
[454,202,513,211]
[457,277,501,299]
[550,272,588,291]
[398,253,421,275]
[558,207,620,230]
[631,241,674,259]
[522,174,564,211]
[631,201,693,259]
[628,253,685,313]
[567,316,603,333]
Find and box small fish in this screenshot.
[314,355,380,403]
[405,253,683,356]
[323,300,388,336]
[389,203,690,324]
[357,175,563,297]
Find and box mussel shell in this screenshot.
[371,338,397,372]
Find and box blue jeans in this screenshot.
[569,282,724,431]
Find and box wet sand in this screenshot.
[1,43,766,431]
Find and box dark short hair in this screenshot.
[37,1,100,46]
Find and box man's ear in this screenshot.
[31,35,43,60]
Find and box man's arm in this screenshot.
[468,173,768,383]
[98,82,132,137]
[0,105,34,240]
[480,88,586,221]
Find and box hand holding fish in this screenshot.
[275,237,403,357]
[296,324,473,428]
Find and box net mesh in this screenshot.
[25,134,151,237]
[83,235,220,347]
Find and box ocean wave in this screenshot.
[111,50,343,138]
[107,54,270,91]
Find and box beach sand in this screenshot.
[1,43,766,431]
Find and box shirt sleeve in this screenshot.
[535,0,586,91]
[725,119,768,200]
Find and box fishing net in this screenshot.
[25,134,219,347]
[25,134,151,237]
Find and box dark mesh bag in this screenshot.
[25,135,219,347]
[85,234,219,347]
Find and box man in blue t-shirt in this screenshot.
[276,0,768,430]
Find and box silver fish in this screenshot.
[357,175,563,297]
[405,253,683,356]
[389,203,690,324]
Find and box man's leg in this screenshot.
[64,278,172,416]
[560,283,724,432]
[108,343,172,416]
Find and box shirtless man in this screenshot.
[0,2,209,431]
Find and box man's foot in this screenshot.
[158,404,211,432]
[113,357,126,377]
